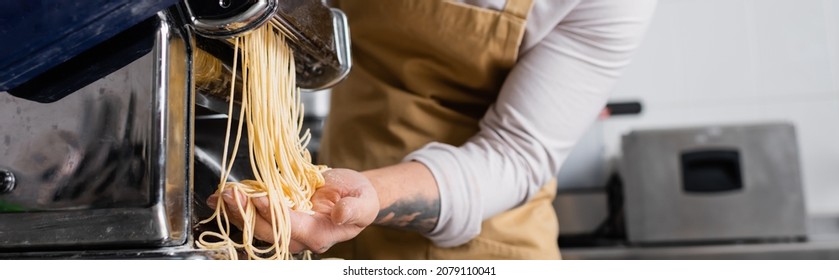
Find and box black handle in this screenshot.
[680,149,743,193]
[606,102,643,116]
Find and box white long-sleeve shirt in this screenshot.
[404,0,657,247]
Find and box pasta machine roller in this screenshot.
[185,0,351,91]
[188,0,352,114]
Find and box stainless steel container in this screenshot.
[620,123,808,245]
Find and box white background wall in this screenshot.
[601,0,839,215]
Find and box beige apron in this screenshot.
[320,0,560,259]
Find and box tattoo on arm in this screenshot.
[374,197,440,233]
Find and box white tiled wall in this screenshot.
[601,0,839,215]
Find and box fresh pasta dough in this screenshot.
[196,23,327,260]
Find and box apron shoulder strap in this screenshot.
[503,0,535,19]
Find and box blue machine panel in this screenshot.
[0,0,178,91]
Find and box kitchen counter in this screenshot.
[560,215,839,260]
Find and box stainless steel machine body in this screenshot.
[0,11,195,255]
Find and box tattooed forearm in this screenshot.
[374,197,440,233]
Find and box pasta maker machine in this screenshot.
[0,0,351,259]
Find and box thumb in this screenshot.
[252,196,272,220]
[332,196,374,227]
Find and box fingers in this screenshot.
[206,193,220,209]
[207,188,249,209]
[288,239,308,254]
[332,196,374,227]
[252,196,272,220]
[247,200,337,254]
[247,212,280,244]
[219,190,249,231]
[288,210,316,245]
[208,189,273,242]
[210,190,322,253]
[203,172,377,255]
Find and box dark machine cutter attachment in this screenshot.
[184,0,351,91]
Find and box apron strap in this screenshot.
[503,0,535,19]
